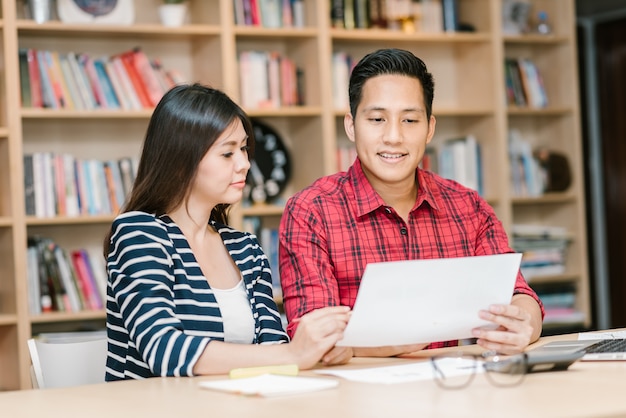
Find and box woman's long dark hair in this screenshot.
[102,83,255,258]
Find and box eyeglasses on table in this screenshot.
[430,351,528,389]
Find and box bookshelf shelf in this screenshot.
[247,107,323,117]
[503,34,569,44]
[526,273,581,285]
[0,0,588,391]
[511,193,578,205]
[16,21,222,38]
[0,314,18,325]
[330,29,491,43]
[507,106,573,116]
[25,215,115,226]
[333,108,496,117]
[241,204,285,217]
[29,310,105,324]
[234,27,319,38]
[20,109,153,119]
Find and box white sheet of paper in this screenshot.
[198,374,339,397]
[316,358,480,385]
[336,253,522,347]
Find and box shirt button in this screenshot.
[385,207,392,214]
[400,227,408,235]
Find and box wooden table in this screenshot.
[3,333,626,418]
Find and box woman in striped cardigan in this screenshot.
[103,84,350,381]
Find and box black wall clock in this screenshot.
[245,120,292,205]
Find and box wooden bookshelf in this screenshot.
[0,0,589,390]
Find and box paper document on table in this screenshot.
[316,358,479,384]
[198,374,338,397]
[336,253,522,347]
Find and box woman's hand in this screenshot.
[287,306,351,369]
[320,343,428,366]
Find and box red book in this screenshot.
[249,0,261,25]
[26,49,44,108]
[128,48,165,107]
[70,250,101,310]
[118,50,152,108]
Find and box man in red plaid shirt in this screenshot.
[278,48,544,366]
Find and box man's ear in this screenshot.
[344,113,355,143]
[426,115,436,145]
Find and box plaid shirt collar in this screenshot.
[347,158,441,218]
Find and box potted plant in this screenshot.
[159,0,188,27]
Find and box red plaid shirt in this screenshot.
[278,159,544,348]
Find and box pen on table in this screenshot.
[229,364,299,379]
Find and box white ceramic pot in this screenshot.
[158,3,188,27]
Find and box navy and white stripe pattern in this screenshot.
[105,211,288,381]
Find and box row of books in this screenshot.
[239,50,304,109]
[242,218,282,300]
[233,0,305,28]
[332,51,356,110]
[336,143,358,172]
[512,224,570,280]
[27,237,107,315]
[18,47,184,110]
[420,147,437,172]
[514,224,580,325]
[535,283,585,326]
[504,57,548,108]
[24,153,138,218]
[331,0,458,33]
[438,135,484,196]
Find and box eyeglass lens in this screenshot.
[431,355,477,389]
[431,353,527,389]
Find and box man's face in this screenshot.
[344,74,436,193]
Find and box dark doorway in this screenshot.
[595,16,626,328]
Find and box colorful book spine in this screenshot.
[128,47,165,107]
[26,48,44,108]
[36,49,59,108]
[93,58,121,109]
[118,51,152,108]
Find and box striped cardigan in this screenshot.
[105,211,288,381]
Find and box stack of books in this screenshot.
[512,224,570,280]
[26,237,107,315]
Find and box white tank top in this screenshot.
[212,280,255,344]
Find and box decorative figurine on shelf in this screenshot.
[56,0,135,25]
[535,11,552,35]
[502,0,531,35]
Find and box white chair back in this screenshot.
[27,337,107,389]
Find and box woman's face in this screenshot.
[190,119,251,208]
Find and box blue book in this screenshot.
[36,50,58,108]
[93,59,120,109]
